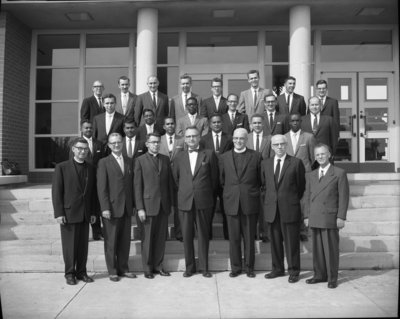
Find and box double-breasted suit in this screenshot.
[97,155,134,276]
[80,95,105,122]
[304,165,349,283]
[222,112,250,136]
[170,93,202,121]
[200,96,228,119]
[134,91,169,127]
[238,87,273,118]
[277,93,307,116]
[172,148,219,274]
[261,155,306,275]
[115,92,137,123]
[219,149,261,273]
[52,159,96,278]
[134,152,174,273]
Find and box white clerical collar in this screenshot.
[234,147,247,154]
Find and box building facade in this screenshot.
[0,0,398,181]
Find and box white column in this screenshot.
[136,8,158,94]
[289,5,311,101]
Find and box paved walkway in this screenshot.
[0,269,398,318]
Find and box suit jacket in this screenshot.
[304,165,349,229]
[52,159,96,223]
[135,91,169,127]
[301,114,338,154]
[200,132,233,156]
[237,87,273,118]
[176,114,209,137]
[285,130,316,172]
[92,112,125,145]
[172,148,219,211]
[263,112,290,136]
[135,123,166,143]
[121,136,147,159]
[115,92,137,123]
[246,132,272,159]
[277,93,306,116]
[219,149,261,216]
[68,138,104,168]
[134,152,174,216]
[321,96,340,131]
[222,112,250,135]
[80,95,105,122]
[261,155,306,223]
[159,134,185,162]
[200,96,228,119]
[97,155,134,218]
[170,93,202,121]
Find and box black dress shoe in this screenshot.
[247,271,256,278]
[265,271,285,279]
[202,271,212,278]
[176,237,183,242]
[144,272,154,279]
[328,281,338,289]
[120,272,137,279]
[153,269,171,276]
[300,234,308,242]
[306,277,326,284]
[76,274,94,283]
[66,277,77,285]
[229,271,242,278]
[109,275,120,282]
[183,271,193,278]
[288,275,299,283]
[93,234,103,241]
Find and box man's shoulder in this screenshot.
[293,92,305,99]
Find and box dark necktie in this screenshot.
[253,90,257,108]
[313,115,318,133]
[287,94,291,112]
[231,112,235,124]
[189,149,198,153]
[127,138,133,158]
[319,169,324,181]
[269,113,274,129]
[98,97,103,111]
[169,136,173,144]
[256,134,260,153]
[275,159,281,186]
[215,134,220,152]
[152,93,157,108]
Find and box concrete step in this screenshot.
[341,221,399,236]
[0,199,53,213]
[346,207,399,222]
[1,211,55,225]
[349,182,400,196]
[349,195,400,209]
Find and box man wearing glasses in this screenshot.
[52,137,97,285]
[222,93,250,135]
[80,80,105,122]
[200,78,228,119]
[261,134,306,284]
[134,133,175,279]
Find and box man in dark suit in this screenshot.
[200,114,233,240]
[92,93,125,148]
[115,76,137,123]
[97,133,136,282]
[170,73,203,121]
[136,108,166,143]
[134,133,175,279]
[315,79,341,132]
[80,80,105,122]
[219,128,262,278]
[121,119,147,159]
[276,76,306,115]
[263,94,290,136]
[134,75,169,128]
[304,143,349,289]
[200,78,228,119]
[222,93,250,135]
[261,134,306,283]
[52,137,97,285]
[172,126,219,278]
[301,96,339,157]
[159,117,185,242]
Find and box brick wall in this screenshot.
[0,12,31,175]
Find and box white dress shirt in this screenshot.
[253,131,263,150]
[188,148,199,175]
[167,134,175,152]
[274,153,287,180]
[182,92,191,108]
[214,95,221,111]
[112,152,124,174]
[145,123,154,134]
[125,136,136,157]
[320,164,330,179]
[105,112,115,135]
[290,130,300,152]
[83,136,93,154]
[285,93,293,112]
[188,113,197,126]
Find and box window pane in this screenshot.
[365,138,388,161]
[365,108,388,131]
[335,138,352,162]
[37,34,80,66]
[35,136,76,168]
[264,65,289,95]
[36,69,79,100]
[327,78,352,102]
[187,32,257,64]
[365,78,388,101]
[36,103,79,135]
[86,34,129,65]
[339,108,353,132]
[159,33,179,64]
[265,31,289,63]
[85,68,128,97]
[158,66,179,98]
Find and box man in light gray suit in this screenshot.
[238,70,273,118]
[176,97,208,137]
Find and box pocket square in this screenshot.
[237,123,243,127]
[277,122,282,125]
[138,150,143,153]
[201,161,207,165]
[300,144,306,146]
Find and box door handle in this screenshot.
[350,114,356,137]
[360,111,367,138]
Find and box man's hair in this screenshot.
[227,93,238,100]
[209,113,222,122]
[263,93,276,101]
[147,75,158,82]
[184,126,200,134]
[70,137,88,148]
[308,96,321,104]
[251,113,264,121]
[271,134,288,144]
[146,132,161,142]
[180,73,192,82]
[164,116,175,125]
[233,128,248,137]
[186,97,198,105]
[103,93,116,102]
[118,76,130,84]
[284,76,296,83]
[316,79,328,87]
[289,112,302,120]
[314,143,331,154]
[123,118,136,127]
[80,119,92,127]
[108,132,123,142]
[247,70,259,78]
[211,77,222,86]
[143,108,155,116]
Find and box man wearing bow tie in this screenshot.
[172,126,219,278]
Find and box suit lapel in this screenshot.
[227,151,239,180]
[110,155,124,176]
[295,132,305,155]
[277,156,291,188]
[311,166,335,200]
[69,159,83,193]
[239,151,252,179]
[193,150,205,177]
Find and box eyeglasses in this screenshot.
[265,101,275,104]
[108,141,122,146]
[74,147,89,152]
[93,86,103,88]
[147,141,160,144]
[272,143,287,147]
[185,135,199,139]
[212,86,222,89]
[227,100,238,103]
